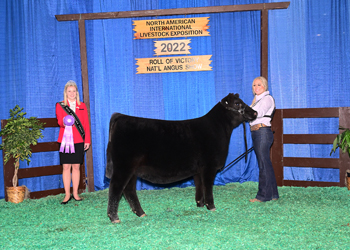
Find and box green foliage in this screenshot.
[0,105,45,168]
[330,126,350,157]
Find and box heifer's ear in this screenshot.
[221,95,229,105]
[228,93,235,99]
[234,93,239,98]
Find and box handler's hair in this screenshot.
[63,80,81,106]
[251,76,268,106]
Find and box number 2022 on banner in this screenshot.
[154,39,191,56]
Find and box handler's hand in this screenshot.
[84,143,90,151]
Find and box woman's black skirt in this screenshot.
[59,143,85,164]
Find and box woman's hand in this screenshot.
[84,143,90,151]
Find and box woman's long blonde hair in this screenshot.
[251,76,268,106]
[63,80,81,106]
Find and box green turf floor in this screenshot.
[1,182,349,249]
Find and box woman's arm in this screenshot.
[255,96,274,118]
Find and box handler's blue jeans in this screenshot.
[251,127,279,201]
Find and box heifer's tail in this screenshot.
[105,113,123,179]
[106,142,113,179]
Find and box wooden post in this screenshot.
[78,19,95,192]
[270,109,284,186]
[261,8,268,80]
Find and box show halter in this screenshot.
[220,100,249,162]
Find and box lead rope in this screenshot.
[219,146,254,172]
[219,122,254,172]
[243,122,248,162]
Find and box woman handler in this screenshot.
[249,76,279,202]
[56,80,91,204]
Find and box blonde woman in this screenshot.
[249,76,279,202]
[56,80,91,204]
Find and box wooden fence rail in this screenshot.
[2,118,86,201]
[271,107,350,187]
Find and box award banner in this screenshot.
[133,17,210,39]
[136,55,212,74]
[59,115,75,153]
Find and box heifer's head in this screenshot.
[220,93,257,122]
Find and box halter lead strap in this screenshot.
[220,101,249,162]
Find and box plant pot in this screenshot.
[347,172,350,191]
[6,186,26,203]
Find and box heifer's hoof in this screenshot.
[140,213,147,218]
[196,201,204,207]
[108,213,120,223]
[205,204,216,211]
[134,210,146,217]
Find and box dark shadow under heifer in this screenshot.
[105,93,257,223]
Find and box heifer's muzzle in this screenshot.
[226,105,257,122]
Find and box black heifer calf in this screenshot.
[106,93,257,223]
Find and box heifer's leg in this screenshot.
[193,174,204,207]
[202,169,217,211]
[123,175,146,217]
[107,169,133,223]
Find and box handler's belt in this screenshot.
[250,123,271,131]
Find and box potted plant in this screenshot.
[0,105,45,203]
[330,126,350,189]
